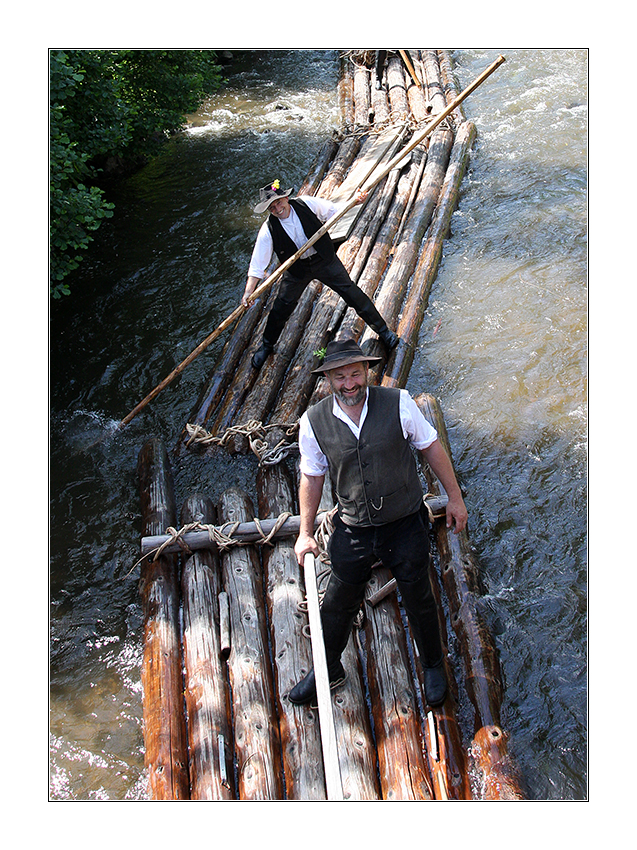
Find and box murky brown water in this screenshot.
[49,49,587,800]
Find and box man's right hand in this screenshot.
[294,533,320,567]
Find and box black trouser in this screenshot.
[322,508,444,668]
[262,254,388,348]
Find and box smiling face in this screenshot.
[327,361,369,409]
[268,196,291,218]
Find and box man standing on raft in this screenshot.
[290,338,468,708]
[243,180,399,369]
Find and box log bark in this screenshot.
[438,49,466,128]
[414,393,525,800]
[137,438,190,800]
[180,494,234,800]
[218,486,284,799]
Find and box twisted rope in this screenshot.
[126,510,296,579]
[185,419,300,466]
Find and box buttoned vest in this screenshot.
[307,386,423,527]
[267,199,335,271]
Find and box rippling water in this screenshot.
[49,49,587,800]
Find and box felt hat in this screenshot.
[311,338,382,374]
[254,179,294,213]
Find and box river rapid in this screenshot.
[49,49,588,801]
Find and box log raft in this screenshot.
[135,50,521,800]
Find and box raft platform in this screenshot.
[134,49,523,801]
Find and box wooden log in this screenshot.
[218,486,284,799]
[386,54,410,124]
[385,121,477,388]
[364,567,434,800]
[413,393,525,800]
[371,61,391,125]
[319,134,361,199]
[136,438,190,800]
[180,494,234,800]
[228,279,322,454]
[353,62,371,127]
[175,294,270,451]
[421,50,448,115]
[415,557,473,800]
[256,464,327,799]
[337,150,427,345]
[298,136,339,196]
[438,49,466,127]
[141,511,329,557]
[338,52,355,131]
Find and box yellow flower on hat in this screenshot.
[271,179,280,191]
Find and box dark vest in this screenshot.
[267,198,335,271]
[307,386,423,527]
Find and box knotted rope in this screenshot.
[185,419,300,466]
[126,510,294,578]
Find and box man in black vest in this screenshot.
[289,339,468,708]
[242,180,399,369]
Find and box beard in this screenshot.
[333,385,366,407]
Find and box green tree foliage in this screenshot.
[50,50,224,297]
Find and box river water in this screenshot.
[49,49,587,801]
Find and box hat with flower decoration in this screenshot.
[254,178,294,213]
[311,338,382,374]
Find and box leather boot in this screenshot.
[251,341,274,369]
[288,660,346,706]
[397,575,448,707]
[289,572,367,706]
[378,326,399,350]
[422,659,447,708]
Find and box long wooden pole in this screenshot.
[303,552,344,801]
[118,55,505,429]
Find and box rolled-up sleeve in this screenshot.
[399,391,438,449]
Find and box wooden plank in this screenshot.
[329,126,410,241]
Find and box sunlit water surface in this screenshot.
[49,49,587,800]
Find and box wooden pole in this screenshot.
[118,55,505,429]
[303,552,344,801]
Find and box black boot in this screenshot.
[251,341,274,369]
[422,659,447,708]
[289,572,367,706]
[378,326,399,350]
[397,575,448,708]
[288,661,346,706]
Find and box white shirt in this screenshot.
[248,195,342,280]
[298,388,438,477]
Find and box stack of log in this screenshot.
[136,50,524,801]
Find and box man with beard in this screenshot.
[290,338,468,708]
